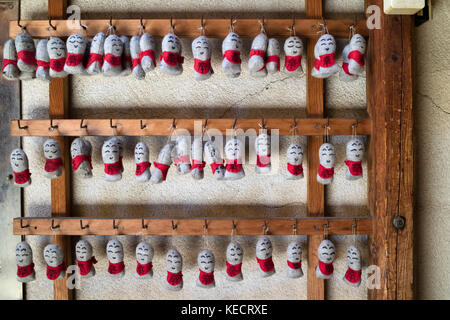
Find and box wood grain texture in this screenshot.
[9,18,369,39]
[306,0,325,301]
[11,118,371,137]
[13,217,372,236]
[366,0,414,300]
[48,0,72,301]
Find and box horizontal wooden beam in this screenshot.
[14,217,371,236]
[9,18,368,39]
[11,118,371,136]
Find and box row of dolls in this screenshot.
[10,135,364,186]
[2,27,365,82]
[16,237,362,289]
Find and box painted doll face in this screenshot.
[43,139,61,159]
[225,138,242,160]
[318,239,336,264]
[349,34,366,53]
[166,249,182,273]
[287,241,302,263]
[75,240,93,262]
[108,137,123,157]
[251,33,268,51]
[47,37,66,59]
[226,241,243,265]
[346,139,364,162]
[191,137,203,161]
[255,133,270,156]
[346,245,361,270]
[136,241,154,265]
[104,34,123,56]
[44,244,64,267]
[71,138,87,158]
[106,240,124,262]
[140,33,155,51]
[286,143,303,165]
[284,36,303,56]
[135,142,149,163]
[91,32,105,54]
[162,33,181,54]
[267,38,280,56]
[198,249,215,273]
[319,143,336,168]
[204,141,222,163]
[157,143,174,164]
[192,36,211,60]
[15,33,35,51]
[16,242,33,267]
[223,32,242,52]
[175,136,190,158]
[102,140,120,164]
[315,34,336,57]
[256,236,273,260]
[66,34,87,55]
[10,148,28,172]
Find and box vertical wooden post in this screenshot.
[305,0,325,300]
[48,0,72,300]
[366,0,414,299]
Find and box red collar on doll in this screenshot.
[226,159,243,173]
[108,261,125,275]
[256,256,275,273]
[167,271,183,286]
[72,155,92,171]
[194,58,211,74]
[65,52,84,67]
[223,50,241,64]
[153,162,170,181]
[318,164,334,179]
[135,161,151,176]
[226,261,242,277]
[46,262,67,280]
[287,260,302,270]
[348,50,365,66]
[77,257,97,276]
[174,155,190,166]
[199,269,215,285]
[285,55,302,72]
[318,260,334,276]
[104,53,122,67]
[139,49,156,67]
[287,163,303,176]
[17,263,35,278]
[86,53,104,68]
[344,266,362,283]
[136,261,153,276]
[267,55,280,71]
[50,58,66,72]
[256,154,271,168]
[45,158,63,173]
[17,50,37,66]
[210,161,224,174]
[13,169,31,184]
[160,51,184,66]
[191,160,206,171]
[37,59,50,70]
[345,160,363,176]
[104,161,122,176]
[2,59,17,72]
[314,52,336,70]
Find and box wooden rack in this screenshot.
[14,217,372,236]
[11,118,371,137]
[10,18,369,39]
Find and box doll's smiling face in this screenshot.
[349,34,366,53]
[75,240,93,262]
[16,242,33,267]
[135,142,149,163]
[255,133,270,156]
[319,143,336,168]
[71,138,87,158]
[198,249,215,273]
[47,37,66,59]
[15,33,35,51]
[162,33,181,53]
[225,138,242,160]
[318,239,335,264]
[44,139,61,159]
[136,242,154,265]
[315,34,336,56]
[287,241,302,263]
[66,34,86,54]
[287,143,303,165]
[10,149,28,172]
[223,32,242,52]
[105,35,123,56]
[346,139,364,162]
[284,36,303,56]
[256,236,273,260]
[106,240,123,262]
[166,249,182,273]
[44,244,63,267]
[346,245,361,270]
[226,242,243,264]
[102,140,120,164]
[192,36,211,60]
[204,141,221,162]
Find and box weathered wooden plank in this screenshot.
[9,18,369,39]
[13,217,373,236]
[306,0,325,301]
[10,118,372,137]
[48,0,72,301]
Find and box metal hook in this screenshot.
[290,117,297,133]
[140,120,147,130]
[289,15,296,35]
[80,119,87,129]
[109,16,116,31]
[200,15,205,35]
[113,219,118,229]
[323,220,330,238]
[263,220,268,235]
[172,220,177,230]
[352,219,357,234]
[232,118,238,130]
[51,219,60,230]
[320,17,328,34]
[17,120,28,130]
[204,219,208,231]
[202,119,208,133]
[80,219,89,230]
[140,16,145,30]
[232,220,237,231]
[49,119,58,131]
[79,19,87,30]
[169,118,176,130]
[170,16,174,33]
[259,16,265,33]
[292,220,297,235]
[259,118,266,129]
[110,119,117,129]
[229,16,237,32]
[20,219,30,229]
[17,18,26,31]
[48,17,56,30]
[142,218,148,229]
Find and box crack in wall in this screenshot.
[417,92,450,115]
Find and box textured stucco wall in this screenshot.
[14,0,448,300]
